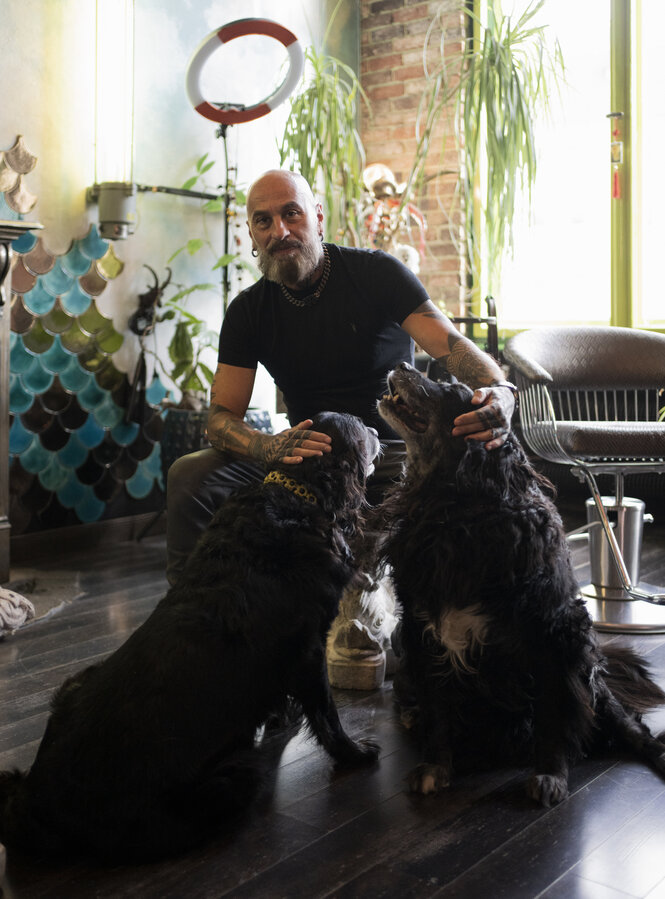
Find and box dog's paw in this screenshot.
[527,773,569,807]
[408,763,450,795]
[398,705,419,730]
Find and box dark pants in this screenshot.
[165,440,406,585]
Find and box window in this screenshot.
[497,1,611,329]
[634,2,665,327]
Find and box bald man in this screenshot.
[166,169,515,584]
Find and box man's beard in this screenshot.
[257,237,323,287]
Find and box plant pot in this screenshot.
[160,407,209,478]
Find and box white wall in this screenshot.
[0,0,323,413]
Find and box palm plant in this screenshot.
[398,0,564,300]
[278,4,368,244]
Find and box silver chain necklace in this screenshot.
[279,245,331,308]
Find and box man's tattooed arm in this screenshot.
[207,403,270,458]
[207,403,331,468]
[435,332,503,387]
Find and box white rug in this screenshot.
[0,569,83,637]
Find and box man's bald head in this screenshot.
[246,170,317,214]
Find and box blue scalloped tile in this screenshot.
[38,456,70,492]
[20,359,54,394]
[23,279,56,315]
[143,444,163,479]
[77,378,107,412]
[9,374,34,414]
[145,374,168,406]
[57,433,89,469]
[59,356,93,393]
[78,224,109,261]
[12,230,38,254]
[60,281,92,315]
[9,333,34,373]
[41,261,75,298]
[9,417,34,455]
[110,420,139,447]
[125,465,156,499]
[0,192,19,220]
[57,472,87,509]
[76,415,106,449]
[60,242,92,277]
[75,487,106,522]
[17,439,52,474]
[40,335,74,374]
[92,394,124,429]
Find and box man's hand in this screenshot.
[452,386,516,449]
[260,419,332,466]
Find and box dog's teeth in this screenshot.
[392,393,400,402]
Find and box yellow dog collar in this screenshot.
[263,470,318,505]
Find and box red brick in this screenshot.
[362,52,403,73]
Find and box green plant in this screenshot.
[395,0,564,300]
[148,153,258,410]
[153,294,219,411]
[278,2,369,244]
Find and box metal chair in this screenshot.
[503,326,665,633]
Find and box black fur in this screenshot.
[0,411,380,862]
[378,363,665,805]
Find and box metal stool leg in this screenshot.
[577,472,665,632]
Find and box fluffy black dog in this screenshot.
[0,411,380,861]
[378,363,665,806]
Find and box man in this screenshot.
[166,169,515,585]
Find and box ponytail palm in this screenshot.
[405,0,564,298]
[278,10,368,244]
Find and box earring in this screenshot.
[251,248,258,257]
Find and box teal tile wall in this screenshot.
[3,137,167,535]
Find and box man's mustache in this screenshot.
[267,239,302,254]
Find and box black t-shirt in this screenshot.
[218,243,429,437]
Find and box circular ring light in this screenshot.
[186,19,304,125]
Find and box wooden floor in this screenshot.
[2,500,665,898]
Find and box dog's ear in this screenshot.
[455,436,552,502]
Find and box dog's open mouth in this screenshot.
[381,378,428,432]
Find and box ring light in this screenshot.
[186,19,304,125]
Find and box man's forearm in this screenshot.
[436,333,503,388]
[207,404,271,463]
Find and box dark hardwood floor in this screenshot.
[2,499,665,898]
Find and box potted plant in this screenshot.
[400,0,564,305]
[278,2,369,244]
[130,153,258,470]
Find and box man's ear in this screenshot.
[316,203,324,236]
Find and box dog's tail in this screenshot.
[604,644,665,715]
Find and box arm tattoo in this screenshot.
[436,334,501,388]
[208,404,312,467]
[208,403,268,459]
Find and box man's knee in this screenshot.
[167,449,214,504]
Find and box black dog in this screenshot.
[377,363,665,806]
[0,412,380,861]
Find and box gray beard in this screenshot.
[257,239,323,288]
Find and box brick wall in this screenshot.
[359,0,465,314]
